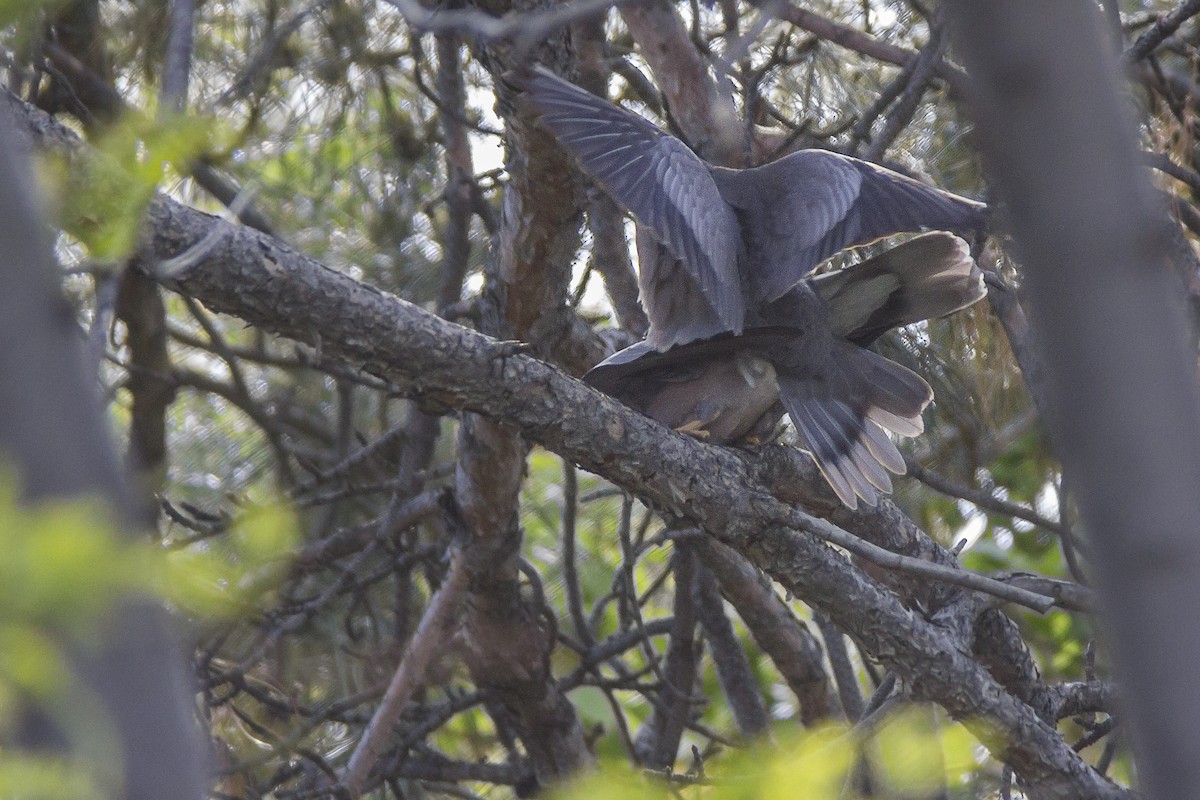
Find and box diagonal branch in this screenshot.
[342,551,468,797]
[1125,0,1200,61]
[3,90,1126,799]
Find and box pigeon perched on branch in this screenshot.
[515,67,987,508]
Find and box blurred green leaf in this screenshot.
[871,706,983,796]
[0,479,131,633]
[0,0,67,48]
[41,113,211,261]
[757,724,857,800]
[553,759,670,800]
[0,755,104,800]
[161,499,298,618]
[0,624,70,701]
[230,502,298,564]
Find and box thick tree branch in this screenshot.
[115,270,175,497]
[691,535,836,725]
[450,29,594,787]
[1125,0,1200,62]
[4,90,1125,799]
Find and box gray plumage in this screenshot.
[584,233,985,508]
[516,67,987,508]
[812,231,984,345]
[516,66,986,349]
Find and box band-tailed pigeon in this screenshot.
[584,233,985,507]
[516,66,986,349]
[515,68,987,507]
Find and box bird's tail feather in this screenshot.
[813,232,985,346]
[778,343,932,509]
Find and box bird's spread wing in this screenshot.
[717,150,986,302]
[812,232,985,345]
[516,67,745,333]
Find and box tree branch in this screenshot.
[1125,0,1200,62]
[342,551,468,797]
[3,90,1125,798]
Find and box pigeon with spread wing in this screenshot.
[515,67,987,507]
[585,233,985,507]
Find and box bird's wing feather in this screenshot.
[722,150,986,302]
[812,232,985,345]
[517,67,745,332]
[583,328,797,396]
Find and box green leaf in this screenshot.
[0,755,104,800]
[0,624,71,700]
[871,707,946,796]
[552,760,666,800]
[42,113,212,261]
[0,0,67,48]
[759,724,857,800]
[230,502,298,564]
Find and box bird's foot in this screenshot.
[674,419,711,440]
[486,339,535,359]
[483,339,534,378]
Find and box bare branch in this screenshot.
[691,535,836,725]
[637,544,701,768]
[1125,0,1200,62]
[342,552,468,798]
[694,562,770,737]
[5,91,1125,797]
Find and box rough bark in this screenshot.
[115,270,175,498]
[4,79,1126,800]
[692,536,836,725]
[693,561,771,736]
[455,27,593,787]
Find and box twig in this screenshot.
[860,671,897,720]
[692,535,835,725]
[904,456,1067,536]
[1144,151,1200,194]
[380,0,638,52]
[215,0,334,106]
[783,508,1058,614]
[1125,0,1200,61]
[862,23,946,162]
[693,564,770,736]
[849,47,923,152]
[560,459,594,647]
[995,573,1098,614]
[341,551,467,798]
[637,544,701,769]
[768,1,968,96]
[815,612,863,721]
